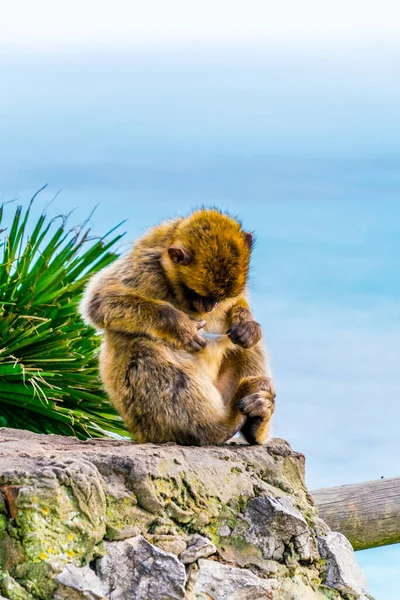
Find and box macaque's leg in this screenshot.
[216,345,275,444]
[108,338,246,446]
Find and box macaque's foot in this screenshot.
[227,320,261,348]
[237,392,274,421]
[235,376,275,403]
[237,378,275,445]
[238,387,275,445]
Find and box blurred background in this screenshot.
[1,1,399,596]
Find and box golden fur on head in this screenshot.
[165,209,252,313]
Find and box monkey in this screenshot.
[80,209,275,446]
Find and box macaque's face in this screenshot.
[168,212,252,313]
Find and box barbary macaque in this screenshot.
[80,209,275,445]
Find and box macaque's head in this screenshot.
[167,209,253,313]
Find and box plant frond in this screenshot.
[0,190,131,440]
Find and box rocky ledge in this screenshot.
[0,428,371,600]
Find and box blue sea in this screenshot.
[1,43,399,598]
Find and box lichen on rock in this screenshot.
[0,428,372,600]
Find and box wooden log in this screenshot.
[311,476,400,550]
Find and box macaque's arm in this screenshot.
[82,283,206,353]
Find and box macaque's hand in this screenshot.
[176,317,207,353]
[227,319,261,349]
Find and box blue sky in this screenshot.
[1,7,399,596]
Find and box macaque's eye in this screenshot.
[168,246,193,265]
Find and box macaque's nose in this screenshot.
[204,297,219,312]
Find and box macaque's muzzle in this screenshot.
[191,296,219,313]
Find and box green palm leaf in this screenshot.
[0,190,130,439]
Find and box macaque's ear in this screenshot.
[168,246,193,265]
[244,232,253,249]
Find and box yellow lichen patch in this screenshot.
[9,462,107,571]
[105,492,152,541]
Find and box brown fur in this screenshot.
[80,209,275,445]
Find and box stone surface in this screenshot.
[0,428,372,600]
[179,535,217,564]
[54,564,107,600]
[148,534,187,556]
[274,579,342,600]
[0,572,31,600]
[242,495,318,561]
[218,525,231,537]
[96,535,186,600]
[318,531,369,597]
[191,559,279,600]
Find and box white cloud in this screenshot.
[1,0,400,49]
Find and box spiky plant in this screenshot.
[0,190,130,439]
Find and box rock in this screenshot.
[54,564,107,599]
[192,559,280,600]
[107,525,140,541]
[0,428,372,600]
[0,456,106,565]
[96,535,186,600]
[149,534,187,556]
[0,571,31,600]
[179,535,217,564]
[243,495,318,561]
[275,578,341,599]
[318,531,369,597]
[166,500,194,523]
[217,540,281,576]
[218,525,231,537]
